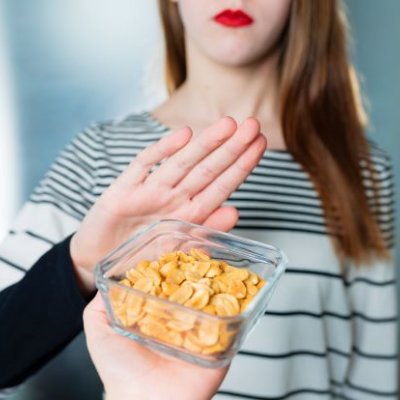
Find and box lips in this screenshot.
[214,9,254,28]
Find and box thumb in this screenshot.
[202,206,238,232]
[83,291,112,342]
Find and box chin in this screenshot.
[204,31,273,63]
[206,44,270,68]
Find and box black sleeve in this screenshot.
[0,235,92,389]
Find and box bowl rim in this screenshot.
[95,218,288,322]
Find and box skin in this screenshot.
[78,0,292,398]
[84,293,229,400]
[174,0,291,67]
[71,117,266,294]
[155,0,292,148]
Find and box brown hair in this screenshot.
[158,0,389,265]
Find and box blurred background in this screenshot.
[0,0,399,399]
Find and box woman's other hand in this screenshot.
[83,293,229,400]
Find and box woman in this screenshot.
[0,0,397,399]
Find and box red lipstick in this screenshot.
[214,9,254,28]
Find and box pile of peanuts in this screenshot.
[109,248,265,355]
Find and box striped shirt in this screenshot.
[0,111,397,399]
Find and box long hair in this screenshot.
[158,0,389,265]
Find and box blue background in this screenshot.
[1,1,399,398]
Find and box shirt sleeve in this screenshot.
[0,235,90,389]
[0,125,103,389]
[343,154,398,399]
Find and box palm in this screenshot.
[71,117,266,276]
[98,173,226,227]
[103,334,227,400]
[84,294,227,400]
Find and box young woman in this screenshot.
[0,0,397,399]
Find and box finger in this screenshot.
[85,291,105,313]
[83,292,111,340]
[193,134,267,213]
[146,117,237,187]
[176,118,260,197]
[202,206,239,232]
[117,127,193,187]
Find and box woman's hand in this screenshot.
[83,293,229,400]
[71,117,266,293]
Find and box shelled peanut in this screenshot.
[109,248,265,355]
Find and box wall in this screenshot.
[345,0,400,258]
[3,0,163,201]
[345,0,400,365]
[0,3,19,239]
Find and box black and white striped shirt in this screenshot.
[0,112,397,399]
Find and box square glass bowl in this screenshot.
[95,219,287,368]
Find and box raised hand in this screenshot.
[70,117,266,293]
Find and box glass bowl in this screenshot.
[95,219,287,368]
